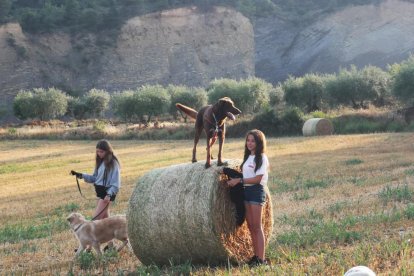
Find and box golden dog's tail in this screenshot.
[176,103,198,120]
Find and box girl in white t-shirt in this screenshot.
[227,129,269,266]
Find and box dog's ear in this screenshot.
[217,98,225,108]
[67,214,74,223]
[218,97,231,108]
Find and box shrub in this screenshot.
[390,55,414,106]
[67,97,88,119]
[326,65,390,109]
[167,85,207,121]
[111,90,137,122]
[207,77,272,114]
[83,88,110,118]
[137,85,171,122]
[361,65,391,107]
[251,108,281,134]
[279,107,305,135]
[32,88,68,120]
[13,88,68,120]
[13,90,35,120]
[93,121,106,133]
[269,84,284,107]
[283,73,328,112]
[227,106,304,137]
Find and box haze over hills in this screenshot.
[1,0,414,117]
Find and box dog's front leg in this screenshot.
[192,126,203,163]
[205,137,211,168]
[92,242,102,256]
[75,244,85,256]
[217,128,225,166]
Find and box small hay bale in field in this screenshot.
[127,160,273,265]
[302,118,334,136]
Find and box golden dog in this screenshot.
[67,212,128,256]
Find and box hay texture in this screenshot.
[127,160,273,265]
[302,118,334,136]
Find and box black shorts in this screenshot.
[94,185,116,201]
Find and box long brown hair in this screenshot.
[95,139,120,172]
[241,129,267,173]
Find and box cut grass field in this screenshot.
[0,133,414,275]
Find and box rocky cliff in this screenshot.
[2,0,414,119]
[0,6,254,116]
[255,0,414,82]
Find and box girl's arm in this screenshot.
[227,175,263,187]
[106,162,121,196]
[82,171,97,184]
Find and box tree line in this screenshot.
[12,55,414,122]
[0,0,385,33]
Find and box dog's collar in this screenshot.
[73,223,84,232]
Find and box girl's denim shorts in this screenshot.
[244,184,266,206]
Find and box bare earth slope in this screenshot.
[255,0,414,81]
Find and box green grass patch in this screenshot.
[404,204,414,219]
[276,220,361,248]
[51,202,80,216]
[327,201,348,215]
[276,208,407,248]
[378,185,413,204]
[269,175,331,193]
[404,169,414,176]
[0,218,67,243]
[0,163,33,174]
[18,242,38,254]
[293,190,312,201]
[349,176,366,186]
[77,251,97,270]
[303,179,329,189]
[75,247,120,271]
[344,159,364,165]
[134,260,193,276]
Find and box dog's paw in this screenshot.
[192,159,197,163]
[204,163,211,169]
[217,161,224,166]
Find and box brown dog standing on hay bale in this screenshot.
[176,97,241,168]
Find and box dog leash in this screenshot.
[72,173,110,231]
[203,112,221,147]
[75,176,86,199]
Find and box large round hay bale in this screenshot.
[302,118,334,136]
[127,160,273,265]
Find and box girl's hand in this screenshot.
[103,195,111,203]
[227,178,241,187]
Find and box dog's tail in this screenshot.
[176,103,198,120]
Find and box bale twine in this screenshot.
[302,118,334,136]
[127,160,273,265]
